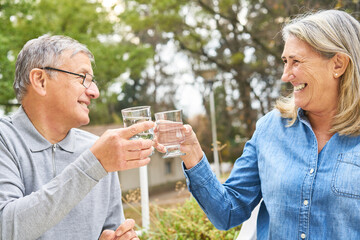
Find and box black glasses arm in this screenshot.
[41,67,85,78]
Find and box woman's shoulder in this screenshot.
[254,109,291,135]
[256,109,283,127]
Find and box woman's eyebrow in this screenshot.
[281,55,296,59]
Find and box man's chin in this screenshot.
[77,117,90,127]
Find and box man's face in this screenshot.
[46,50,99,129]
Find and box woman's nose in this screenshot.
[281,66,295,82]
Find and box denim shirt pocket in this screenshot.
[332,152,360,199]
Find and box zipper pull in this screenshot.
[52,144,57,177]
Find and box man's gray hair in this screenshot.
[14,34,94,102]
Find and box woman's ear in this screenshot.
[333,53,350,77]
[29,68,47,96]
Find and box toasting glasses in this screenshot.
[154,109,186,158]
[121,106,154,140]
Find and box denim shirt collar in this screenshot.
[297,107,312,129]
[297,107,306,119]
[10,106,75,153]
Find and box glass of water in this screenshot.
[154,109,186,158]
[121,106,154,140]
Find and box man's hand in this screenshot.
[99,219,139,240]
[91,121,155,172]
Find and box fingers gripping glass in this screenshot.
[121,106,154,140]
[154,110,186,158]
[121,106,155,156]
[41,67,97,88]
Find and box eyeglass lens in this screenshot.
[83,74,94,88]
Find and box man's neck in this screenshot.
[22,103,70,144]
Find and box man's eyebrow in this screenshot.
[77,67,92,74]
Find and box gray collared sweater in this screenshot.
[0,107,124,239]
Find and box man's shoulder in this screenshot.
[0,115,25,157]
[72,128,99,141]
[0,115,17,136]
[0,114,13,124]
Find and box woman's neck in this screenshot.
[306,109,337,153]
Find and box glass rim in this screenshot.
[154,109,182,116]
[121,106,151,113]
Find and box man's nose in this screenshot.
[86,82,100,99]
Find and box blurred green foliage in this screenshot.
[0,0,155,123]
[141,197,241,240]
[2,0,360,162]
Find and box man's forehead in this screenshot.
[58,50,93,72]
[60,49,88,59]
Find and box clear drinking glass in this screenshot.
[154,109,186,158]
[121,106,154,140]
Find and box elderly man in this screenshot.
[0,35,154,239]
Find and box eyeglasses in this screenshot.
[41,67,97,89]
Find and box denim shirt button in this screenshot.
[301,233,306,239]
[309,168,314,174]
[303,200,309,206]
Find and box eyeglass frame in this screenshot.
[40,67,97,89]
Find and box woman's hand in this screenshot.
[179,124,203,169]
[153,123,203,169]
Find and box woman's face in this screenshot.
[281,35,339,115]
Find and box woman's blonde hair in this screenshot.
[275,9,360,136]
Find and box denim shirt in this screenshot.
[184,108,360,239]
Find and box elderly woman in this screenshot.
[178,9,360,239]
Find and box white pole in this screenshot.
[139,165,150,231]
[209,87,220,178]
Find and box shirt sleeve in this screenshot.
[183,129,262,230]
[0,146,108,240]
[102,172,125,232]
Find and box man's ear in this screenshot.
[333,53,350,77]
[29,68,47,96]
